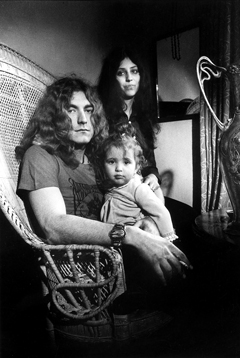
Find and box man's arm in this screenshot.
[29,187,113,245]
[29,186,191,285]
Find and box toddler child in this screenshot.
[99,123,177,242]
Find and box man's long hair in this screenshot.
[97,45,159,148]
[15,76,108,168]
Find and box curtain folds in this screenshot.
[199,0,240,212]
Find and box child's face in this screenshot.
[104,146,139,187]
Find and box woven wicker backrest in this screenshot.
[0,44,54,231]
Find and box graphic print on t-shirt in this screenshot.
[69,178,102,220]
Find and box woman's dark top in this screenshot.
[108,104,161,182]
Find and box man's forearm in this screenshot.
[45,214,144,251]
[43,214,191,285]
[45,214,114,245]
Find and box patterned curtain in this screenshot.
[199,0,240,212]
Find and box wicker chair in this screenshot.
[0,44,172,352]
[0,43,127,346]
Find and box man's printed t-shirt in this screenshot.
[17,145,103,220]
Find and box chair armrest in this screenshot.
[42,245,124,321]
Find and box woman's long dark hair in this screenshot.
[15,76,108,168]
[97,45,160,150]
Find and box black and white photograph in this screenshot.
[0,1,240,357]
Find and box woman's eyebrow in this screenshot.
[118,65,138,70]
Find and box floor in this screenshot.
[1,213,240,358]
[1,282,240,358]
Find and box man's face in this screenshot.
[65,91,94,148]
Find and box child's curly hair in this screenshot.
[99,122,147,171]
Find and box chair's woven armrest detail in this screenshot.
[42,245,124,321]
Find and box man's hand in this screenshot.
[129,225,192,286]
[140,235,192,285]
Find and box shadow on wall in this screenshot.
[160,170,174,197]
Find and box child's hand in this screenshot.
[134,216,159,235]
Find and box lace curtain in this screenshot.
[199,0,240,212]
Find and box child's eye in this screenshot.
[106,160,114,165]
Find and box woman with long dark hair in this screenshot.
[98,45,197,242]
[97,45,162,193]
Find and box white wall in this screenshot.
[157,27,199,102]
[155,120,193,206]
[155,27,199,207]
[0,1,113,82]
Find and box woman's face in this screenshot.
[116,57,140,99]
